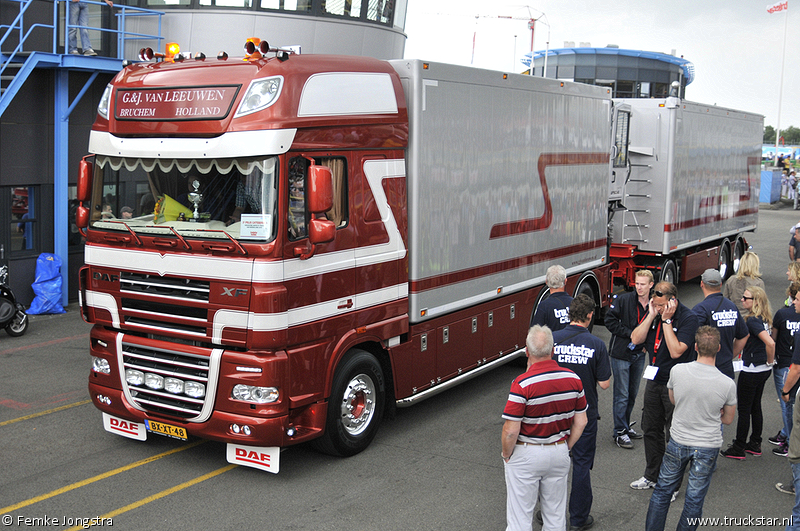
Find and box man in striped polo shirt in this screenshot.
[502,325,589,531]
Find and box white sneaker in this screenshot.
[630,476,656,489]
[83,49,97,56]
[671,490,679,503]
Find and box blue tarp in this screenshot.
[28,253,66,315]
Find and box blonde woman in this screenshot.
[723,251,765,315]
[720,286,775,459]
[786,262,800,306]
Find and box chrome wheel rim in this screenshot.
[339,373,376,436]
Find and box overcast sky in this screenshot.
[403,0,796,131]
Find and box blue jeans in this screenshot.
[645,439,718,531]
[611,353,647,436]
[787,462,800,531]
[774,366,796,439]
[68,1,92,53]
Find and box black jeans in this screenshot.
[733,370,772,447]
[642,380,675,483]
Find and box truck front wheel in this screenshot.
[315,349,385,457]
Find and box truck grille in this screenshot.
[120,340,221,422]
[121,272,210,302]
[120,272,211,338]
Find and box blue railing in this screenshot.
[1,0,163,65]
[0,0,163,115]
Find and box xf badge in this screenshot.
[222,287,248,297]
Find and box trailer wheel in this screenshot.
[718,240,731,280]
[574,278,598,333]
[314,349,385,457]
[529,287,551,326]
[659,260,677,285]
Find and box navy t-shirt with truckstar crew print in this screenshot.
[531,291,573,332]
[693,292,748,379]
[552,324,611,416]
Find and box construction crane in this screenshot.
[473,6,549,75]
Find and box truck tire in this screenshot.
[314,349,385,457]
[659,260,677,285]
[529,286,551,326]
[718,240,731,280]
[573,276,597,332]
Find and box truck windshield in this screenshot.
[89,155,279,242]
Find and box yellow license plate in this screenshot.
[145,420,188,440]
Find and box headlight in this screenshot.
[232,384,279,404]
[184,381,206,398]
[98,84,113,119]
[235,76,283,117]
[125,369,144,386]
[92,356,111,375]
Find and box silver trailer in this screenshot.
[609,97,763,282]
[389,60,614,323]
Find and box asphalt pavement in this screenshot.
[1,204,800,530]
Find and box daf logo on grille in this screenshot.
[93,272,119,282]
[222,287,248,297]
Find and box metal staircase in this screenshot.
[0,0,164,117]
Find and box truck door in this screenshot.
[609,103,631,203]
[283,154,355,332]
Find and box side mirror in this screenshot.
[308,218,335,245]
[78,157,93,202]
[307,164,333,214]
[75,205,90,229]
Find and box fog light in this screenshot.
[92,356,111,375]
[231,423,241,434]
[126,369,144,386]
[242,425,251,435]
[164,377,184,395]
[145,373,164,390]
[96,394,112,405]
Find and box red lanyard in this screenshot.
[652,320,663,364]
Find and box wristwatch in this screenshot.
[663,319,672,325]
[783,390,791,396]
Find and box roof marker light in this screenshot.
[165,42,180,60]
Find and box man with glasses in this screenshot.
[629,282,699,495]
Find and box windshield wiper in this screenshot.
[168,227,192,250]
[195,229,248,256]
[102,220,143,246]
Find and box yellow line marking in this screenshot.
[0,440,205,513]
[0,399,92,427]
[63,464,238,531]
